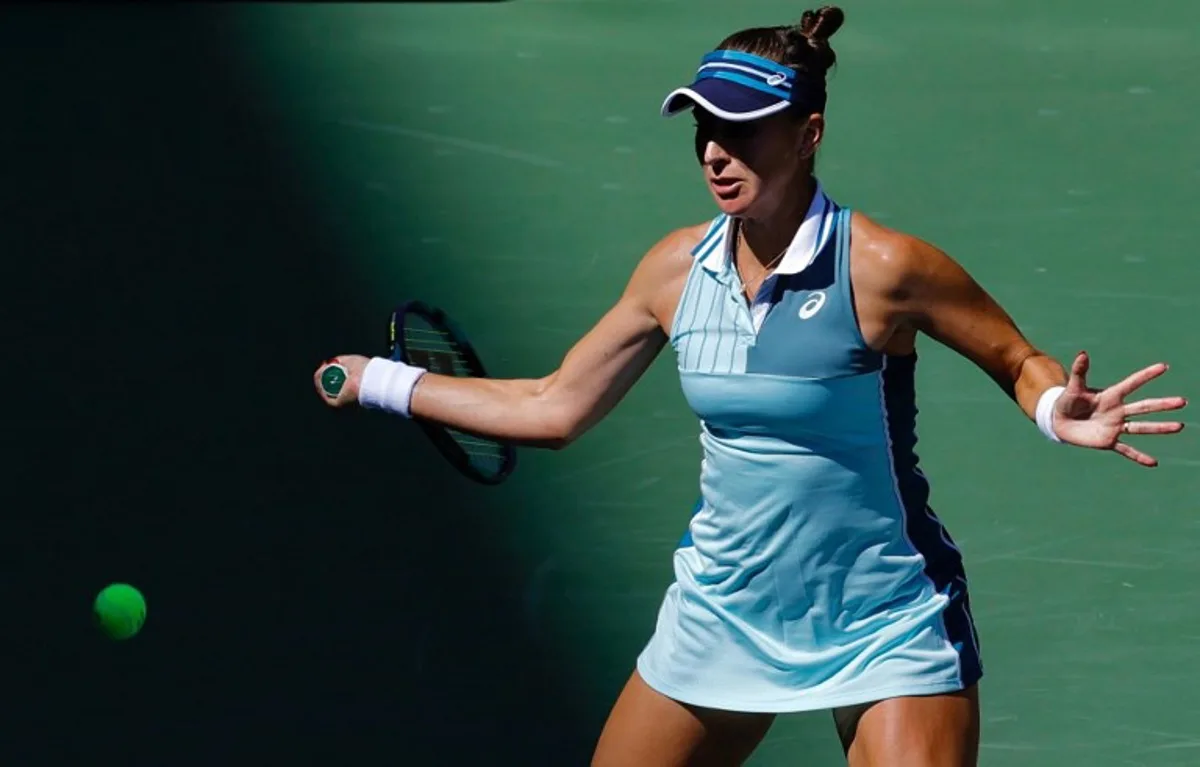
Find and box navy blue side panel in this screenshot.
[941,576,984,686]
[882,353,982,684]
[881,355,932,518]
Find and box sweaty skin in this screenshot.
[317,204,1182,466]
[401,211,1067,444]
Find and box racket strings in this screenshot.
[403,323,508,470]
[403,326,474,376]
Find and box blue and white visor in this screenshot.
[660,50,823,122]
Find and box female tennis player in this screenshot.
[314,7,1186,765]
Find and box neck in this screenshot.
[739,176,817,268]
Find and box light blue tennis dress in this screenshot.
[636,186,982,713]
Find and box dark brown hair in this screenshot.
[716,6,845,113]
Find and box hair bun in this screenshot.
[799,5,845,42]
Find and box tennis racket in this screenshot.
[388,300,517,486]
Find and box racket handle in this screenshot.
[320,364,349,398]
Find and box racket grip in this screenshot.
[358,357,426,417]
[320,364,349,398]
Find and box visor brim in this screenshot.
[660,79,791,122]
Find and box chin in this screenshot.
[710,187,759,218]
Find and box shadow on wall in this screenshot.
[5,6,591,765]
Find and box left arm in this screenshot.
[892,237,1064,420]
[882,233,1186,466]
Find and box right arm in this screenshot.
[319,228,695,449]
[407,294,662,449]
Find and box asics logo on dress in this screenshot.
[798,291,827,320]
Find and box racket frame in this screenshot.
[388,300,517,486]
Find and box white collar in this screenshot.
[775,183,834,275]
[700,183,834,276]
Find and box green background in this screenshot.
[9,2,1200,764]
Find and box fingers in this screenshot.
[1064,351,1089,395]
[1113,441,1158,467]
[1123,396,1188,417]
[1110,362,1170,400]
[1123,420,1185,436]
[1112,415,1185,467]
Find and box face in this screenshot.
[692,108,823,218]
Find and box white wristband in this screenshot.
[1035,385,1066,443]
[357,357,426,418]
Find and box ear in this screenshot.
[797,114,825,160]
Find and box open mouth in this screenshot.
[710,177,742,198]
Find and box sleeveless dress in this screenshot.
[635,187,982,713]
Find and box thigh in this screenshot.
[835,685,980,767]
[591,670,775,767]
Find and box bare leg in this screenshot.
[591,671,775,767]
[834,686,980,767]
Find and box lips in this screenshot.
[709,177,742,198]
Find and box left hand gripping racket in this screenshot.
[388,301,517,486]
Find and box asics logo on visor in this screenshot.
[765,73,787,87]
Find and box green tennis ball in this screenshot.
[93,583,146,640]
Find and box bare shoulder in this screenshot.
[848,211,967,304]
[628,222,711,288]
[624,220,712,327]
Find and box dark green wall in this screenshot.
[8,6,590,764]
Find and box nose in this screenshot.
[698,137,731,172]
[703,139,727,164]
